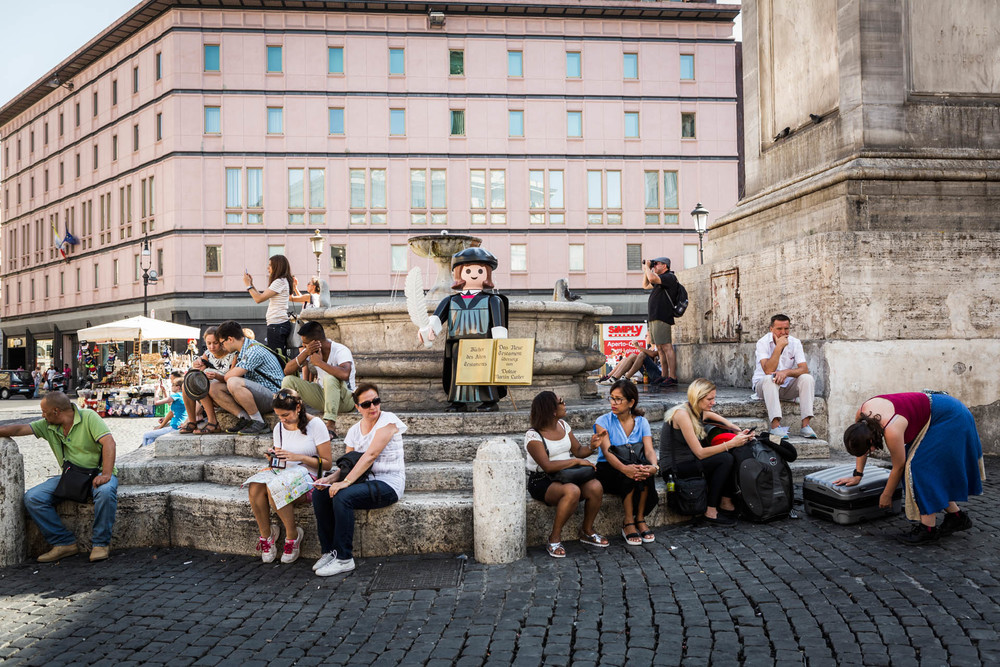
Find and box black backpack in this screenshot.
[665,279,689,317]
[730,433,795,522]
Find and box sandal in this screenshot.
[193,422,219,435]
[621,522,642,546]
[546,542,566,558]
[637,520,655,543]
[578,531,609,548]
[178,422,198,434]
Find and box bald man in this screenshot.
[0,392,118,563]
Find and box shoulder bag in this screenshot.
[53,460,102,503]
[538,427,595,486]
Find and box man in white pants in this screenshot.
[751,314,817,438]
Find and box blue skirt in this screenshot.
[907,394,984,516]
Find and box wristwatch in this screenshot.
[853,469,864,478]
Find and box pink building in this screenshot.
[0,0,739,371]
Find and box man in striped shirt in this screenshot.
[211,320,284,435]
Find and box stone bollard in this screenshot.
[473,437,525,564]
[0,438,26,566]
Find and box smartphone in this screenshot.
[268,451,286,469]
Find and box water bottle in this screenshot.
[667,473,676,493]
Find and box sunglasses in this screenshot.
[272,388,300,401]
[357,397,382,409]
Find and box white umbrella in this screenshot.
[77,316,201,386]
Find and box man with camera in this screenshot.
[641,257,679,387]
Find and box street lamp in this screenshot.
[690,202,709,265]
[140,237,158,317]
[309,229,325,276]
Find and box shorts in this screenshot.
[527,472,554,504]
[649,320,672,345]
[242,378,280,414]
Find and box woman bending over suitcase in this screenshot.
[836,392,985,545]
[660,379,754,526]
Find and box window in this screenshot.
[155,52,162,80]
[94,263,100,288]
[75,153,80,178]
[349,168,387,224]
[470,169,505,225]
[76,268,81,292]
[328,47,344,74]
[157,248,164,276]
[510,244,527,272]
[205,246,222,273]
[59,272,64,296]
[286,168,324,224]
[626,244,642,271]
[267,46,282,73]
[205,106,221,134]
[331,245,346,272]
[566,52,581,78]
[389,48,405,75]
[680,54,695,81]
[391,245,408,272]
[225,168,241,224]
[267,107,283,134]
[449,50,464,76]
[44,170,48,192]
[92,145,98,170]
[247,168,263,223]
[112,80,118,105]
[75,103,80,127]
[113,259,119,286]
[508,50,523,77]
[268,245,285,258]
[133,124,139,151]
[410,168,447,225]
[141,176,156,233]
[44,123,48,145]
[644,170,679,225]
[390,109,405,136]
[59,113,63,136]
[112,135,118,161]
[624,52,638,80]
[569,244,585,272]
[683,244,699,269]
[329,108,345,135]
[625,112,639,138]
[204,45,220,72]
[567,111,582,138]
[132,65,139,93]
[587,170,622,225]
[134,254,142,282]
[450,110,465,136]
[92,91,98,117]
[681,112,696,138]
[508,110,524,137]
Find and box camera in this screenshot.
[268,450,287,469]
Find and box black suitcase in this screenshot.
[803,463,902,525]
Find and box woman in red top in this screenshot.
[836,392,984,545]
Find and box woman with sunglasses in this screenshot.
[246,388,332,564]
[593,379,659,545]
[525,391,608,558]
[311,383,405,577]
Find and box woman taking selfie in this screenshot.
[244,254,294,351]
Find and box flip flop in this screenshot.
[546,542,566,558]
[637,521,655,543]
[193,422,219,435]
[177,422,198,434]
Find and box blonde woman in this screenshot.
[660,379,754,526]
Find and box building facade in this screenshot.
[0,0,739,371]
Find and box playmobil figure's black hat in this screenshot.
[451,247,498,270]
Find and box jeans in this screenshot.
[142,426,178,446]
[266,321,292,352]
[312,480,397,560]
[24,474,119,547]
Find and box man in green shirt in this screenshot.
[0,392,118,563]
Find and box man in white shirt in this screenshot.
[282,321,356,437]
[751,314,817,438]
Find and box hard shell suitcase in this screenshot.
[803,463,902,525]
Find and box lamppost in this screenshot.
[690,202,709,265]
[309,229,325,276]
[140,237,158,316]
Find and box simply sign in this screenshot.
[601,323,648,358]
[455,338,535,386]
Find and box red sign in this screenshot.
[601,323,647,360]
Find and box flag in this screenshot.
[50,221,66,260]
[60,230,80,257]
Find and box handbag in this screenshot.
[287,312,302,349]
[538,429,596,486]
[335,451,371,484]
[53,460,101,503]
[665,411,708,515]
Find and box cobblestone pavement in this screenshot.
[1,460,998,666]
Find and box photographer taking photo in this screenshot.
[641,257,679,387]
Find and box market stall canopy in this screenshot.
[77,316,201,343]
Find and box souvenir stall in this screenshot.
[75,316,201,417]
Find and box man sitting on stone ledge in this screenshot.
[281,321,356,438]
[751,314,817,438]
[213,320,285,435]
[0,391,118,563]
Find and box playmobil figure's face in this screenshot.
[460,263,488,290]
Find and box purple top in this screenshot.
[874,392,931,444]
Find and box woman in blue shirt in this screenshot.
[594,379,659,546]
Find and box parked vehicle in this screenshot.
[0,370,36,400]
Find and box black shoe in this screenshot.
[895,523,940,546]
[650,376,666,385]
[701,514,737,527]
[444,403,470,413]
[226,417,252,434]
[939,511,972,536]
[239,420,271,435]
[662,377,679,387]
[477,401,499,412]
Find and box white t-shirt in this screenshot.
[524,419,576,473]
[315,340,355,391]
[751,332,807,390]
[344,410,407,500]
[264,278,290,325]
[272,416,329,476]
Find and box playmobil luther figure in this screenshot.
[420,247,509,412]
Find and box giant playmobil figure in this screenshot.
[420,248,509,412]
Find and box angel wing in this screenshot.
[405,267,433,348]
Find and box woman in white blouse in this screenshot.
[243,254,294,351]
[311,383,405,577]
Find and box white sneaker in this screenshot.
[257,523,280,563]
[770,426,789,438]
[598,377,616,386]
[316,557,356,577]
[280,526,304,564]
[312,551,337,572]
[799,425,818,439]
